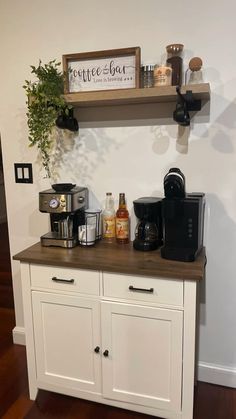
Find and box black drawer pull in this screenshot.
[51,276,75,284]
[129,285,154,293]
[94,346,100,353]
[103,349,109,357]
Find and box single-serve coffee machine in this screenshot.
[39,184,88,248]
[161,168,205,262]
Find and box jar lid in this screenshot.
[141,65,154,71]
[166,44,184,54]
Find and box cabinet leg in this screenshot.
[29,384,38,401]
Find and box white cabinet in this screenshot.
[32,291,101,394]
[101,301,183,411]
[20,262,198,419]
[103,272,184,306]
[30,264,100,295]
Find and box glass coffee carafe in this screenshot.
[134,220,159,250]
[133,197,162,251]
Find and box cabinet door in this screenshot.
[101,301,183,411]
[32,291,101,394]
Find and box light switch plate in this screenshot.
[14,163,33,183]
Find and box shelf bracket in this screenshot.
[182,89,202,111]
[173,86,202,126]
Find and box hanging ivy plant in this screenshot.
[23,60,78,178]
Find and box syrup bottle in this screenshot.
[102,193,116,242]
[116,193,129,244]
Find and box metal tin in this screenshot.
[141,65,154,88]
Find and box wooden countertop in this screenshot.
[13,241,206,281]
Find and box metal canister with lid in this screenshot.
[140,65,154,88]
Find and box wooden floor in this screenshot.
[0,224,236,418]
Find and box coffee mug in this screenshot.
[78,225,96,246]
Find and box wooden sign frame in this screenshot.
[63,47,141,94]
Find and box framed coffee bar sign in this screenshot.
[63,47,141,93]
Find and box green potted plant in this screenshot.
[23,60,78,178]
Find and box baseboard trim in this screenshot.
[198,361,236,388]
[12,326,26,345]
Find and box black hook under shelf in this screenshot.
[55,107,79,132]
[177,87,202,111]
[173,86,202,126]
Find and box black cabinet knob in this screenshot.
[94,346,100,353]
[103,349,109,357]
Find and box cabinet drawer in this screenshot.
[30,264,100,295]
[103,273,183,306]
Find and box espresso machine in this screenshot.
[39,184,88,248]
[133,197,162,251]
[161,168,205,261]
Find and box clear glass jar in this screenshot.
[166,44,184,86]
[154,63,172,86]
[188,70,203,84]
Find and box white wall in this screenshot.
[0,0,236,386]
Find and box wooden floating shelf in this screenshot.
[63,83,210,108]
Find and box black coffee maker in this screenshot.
[133,197,162,251]
[161,168,205,262]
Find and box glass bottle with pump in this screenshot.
[116,193,129,244]
[102,192,116,242]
